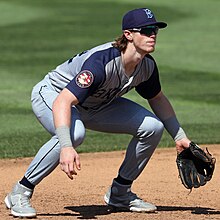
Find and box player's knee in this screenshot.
[138,117,164,141]
[70,120,86,147]
[153,119,164,137]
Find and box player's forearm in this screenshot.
[148,91,187,141]
[52,88,79,128]
[52,88,79,148]
[53,98,72,128]
[148,91,176,121]
[53,97,72,147]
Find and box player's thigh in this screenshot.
[31,83,58,135]
[84,97,162,135]
[31,81,85,143]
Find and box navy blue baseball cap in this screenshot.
[122,8,167,30]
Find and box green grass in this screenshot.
[0,0,220,158]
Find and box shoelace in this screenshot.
[20,195,32,207]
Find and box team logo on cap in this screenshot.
[144,9,154,19]
[75,70,94,88]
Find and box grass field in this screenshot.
[0,0,219,158]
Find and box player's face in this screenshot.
[126,26,158,54]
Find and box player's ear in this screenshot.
[123,30,133,41]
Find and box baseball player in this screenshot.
[5,8,191,218]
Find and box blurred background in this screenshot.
[0,0,219,158]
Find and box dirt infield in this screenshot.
[0,145,220,220]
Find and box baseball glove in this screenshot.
[176,142,216,189]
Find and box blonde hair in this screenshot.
[112,34,128,52]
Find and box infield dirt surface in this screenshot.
[0,145,220,220]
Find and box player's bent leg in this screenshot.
[104,116,163,213]
[4,136,60,218]
[109,113,163,212]
[5,78,86,217]
[83,97,164,212]
[5,128,85,217]
[119,115,164,180]
[5,108,86,217]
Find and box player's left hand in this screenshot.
[176,142,216,189]
[175,137,191,154]
[59,147,81,180]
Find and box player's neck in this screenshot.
[122,47,145,76]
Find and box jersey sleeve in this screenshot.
[66,56,105,103]
[135,58,161,100]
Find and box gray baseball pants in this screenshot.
[25,76,164,185]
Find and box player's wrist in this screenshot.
[55,125,73,148]
[173,127,187,141]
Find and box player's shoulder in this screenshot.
[145,54,156,63]
[91,42,120,56]
[86,42,121,65]
[89,42,119,53]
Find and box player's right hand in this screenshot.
[59,147,81,180]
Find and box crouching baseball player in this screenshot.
[5,8,192,218]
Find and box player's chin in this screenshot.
[146,47,155,53]
[140,45,155,54]
[145,44,156,52]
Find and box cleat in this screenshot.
[4,182,36,218]
[104,180,157,213]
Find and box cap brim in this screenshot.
[155,22,167,29]
[139,21,167,29]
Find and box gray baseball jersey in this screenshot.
[47,42,161,110]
